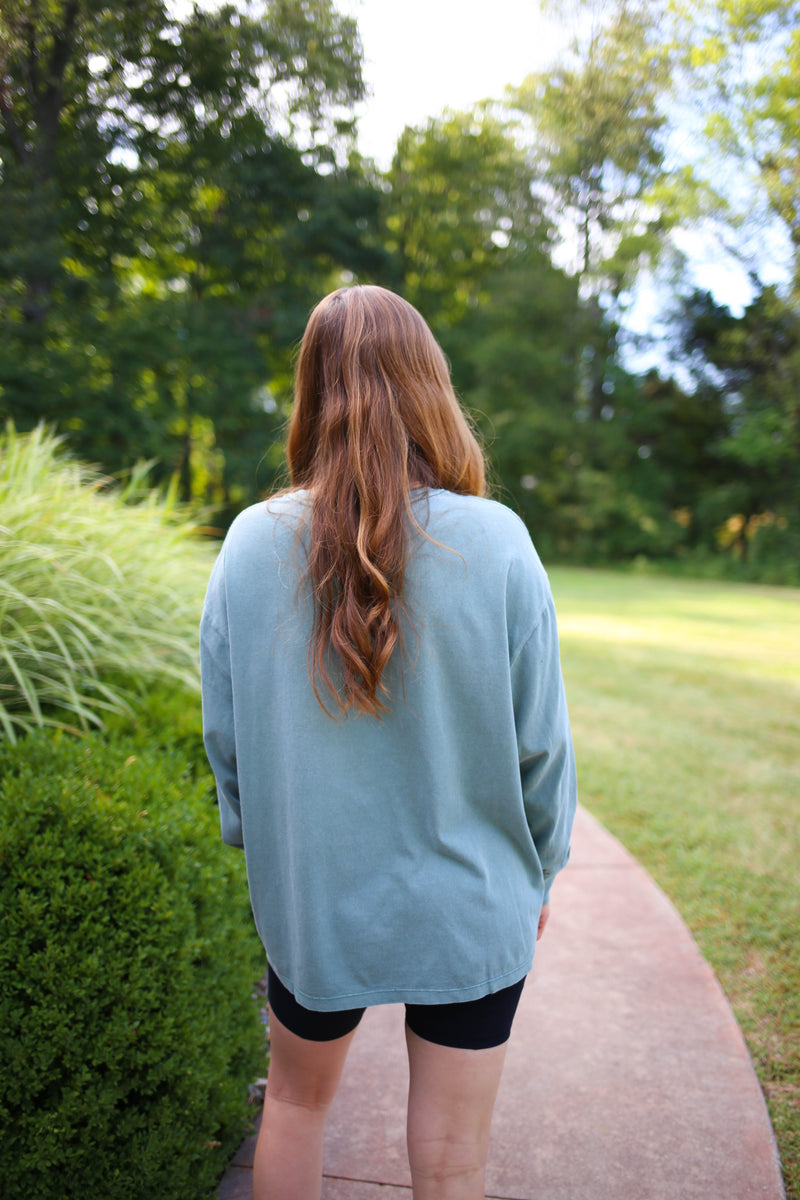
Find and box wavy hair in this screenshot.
[286,285,487,717]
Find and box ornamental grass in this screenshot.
[0,423,213,741]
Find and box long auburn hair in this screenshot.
[286,284,487,717]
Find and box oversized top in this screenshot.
[200,489,577,1011]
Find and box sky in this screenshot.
[338,0,567,167]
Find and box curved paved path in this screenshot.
[219,807,786,1199]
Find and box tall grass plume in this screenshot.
[0,423,213,740]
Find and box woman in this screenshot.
[200,284,577,1200]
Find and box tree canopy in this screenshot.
[1,0,797,580]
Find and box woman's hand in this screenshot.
[537,904,550,941]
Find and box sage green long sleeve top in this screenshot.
[200,489,576,1011]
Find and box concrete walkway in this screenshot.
[218,807,786,1199]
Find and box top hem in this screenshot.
[273,958,534,1013]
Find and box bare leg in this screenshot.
[405,1024,508,1200]
[253,1006,357,1200]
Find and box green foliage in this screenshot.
[0,0,384,511]
[675,285,800,572]
[105,682,209,762]
[755,20,800,258]
[0,423,212,741]
[509,1,673,290]
[450,254,717,563]
[384,108,545,328]
[669,0,800,283]
[493,1,699,560]
[260,0,366,138]
[1,0,798,579]
[380,107,693,564]
[0,726,265,1200]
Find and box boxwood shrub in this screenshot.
[0,729,265,1200]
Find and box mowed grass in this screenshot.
[548,567,800,1198]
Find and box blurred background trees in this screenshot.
[1,0,798,579]
[0,0,385,516]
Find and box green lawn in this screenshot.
[549,567,800,1198]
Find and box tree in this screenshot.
[383,108,547,332]
[507,0,675,426]
[0,0,384,510]
[648,2,800,576]
[665,0,800,287]
[755,23,800,277]
[380,102,694,561]
[675,285,800,573]
[459,266,719,562]
[0,0,366,314]
[454,250,587,556]
[509,1,672,287]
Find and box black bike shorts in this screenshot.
[267,965,525,1050]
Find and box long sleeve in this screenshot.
[199,553,243,849]
[510,593,577,903]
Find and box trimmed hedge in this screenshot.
[0,729,265,1200]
